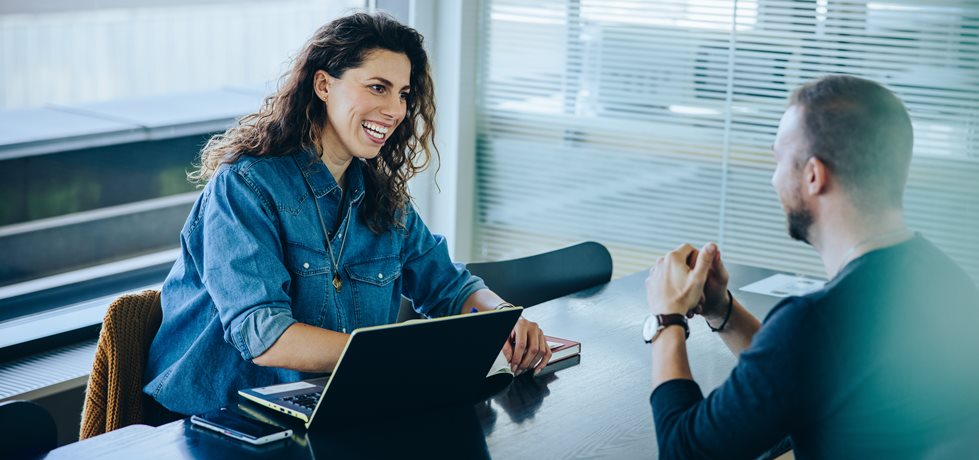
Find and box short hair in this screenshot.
[790,75,913,210]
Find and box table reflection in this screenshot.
[303,406,489,459]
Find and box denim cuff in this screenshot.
[230,306,298,360]
[451,272,488,313]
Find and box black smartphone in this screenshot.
[190,408,293,445]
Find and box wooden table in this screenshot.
[45,264,787,459]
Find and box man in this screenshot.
[643,75,979,459]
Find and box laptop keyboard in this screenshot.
[284,392,321,411]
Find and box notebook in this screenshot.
[238,307,522,431]
[545,335,581,363]
[480,334,582,394]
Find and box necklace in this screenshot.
[309,184,352,292]
[835,227,913,275]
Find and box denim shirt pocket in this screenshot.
[283,241,331,326]
[344,256,401,328]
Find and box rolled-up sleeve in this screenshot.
[228,306,297,360]
[399,205,487,318]
[200,169,297,360]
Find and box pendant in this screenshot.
[333,274,343,292]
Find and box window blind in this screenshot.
[473,0,979,282]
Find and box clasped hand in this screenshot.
[645,242,730,319]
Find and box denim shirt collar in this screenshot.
[293,149,366,205]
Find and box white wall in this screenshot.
[403,0,479,261]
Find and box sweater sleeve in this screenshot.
[649,297,828,459]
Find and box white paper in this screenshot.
[486,351,513,377]
[739,274,825,297]
[252,381,317,395]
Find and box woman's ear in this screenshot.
[313,70,331,103]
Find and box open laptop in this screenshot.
[238,307,522,431]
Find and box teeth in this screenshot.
[361,121,388,139]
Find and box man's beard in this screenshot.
[786,202,814,244]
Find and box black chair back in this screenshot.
[398,242,613,321]
[0,400,58,458]
[467,241,612,308]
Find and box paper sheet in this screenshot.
[739,273,825,297]
[486,351,513,377]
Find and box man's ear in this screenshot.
[313,70,331,103]
[805,155,830,196]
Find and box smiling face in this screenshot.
[772,105,815,244]
[317,49,411,162]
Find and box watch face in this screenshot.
[642,315,657,342]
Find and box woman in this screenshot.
[144,12,551,417]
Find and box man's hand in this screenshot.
[501,318,552,375]
[687,242,730,322]
[646,243,716,316]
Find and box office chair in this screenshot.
[0,400,58,458]
[399,241,613,321]
[466,241,612,308]
[79,289,162,439]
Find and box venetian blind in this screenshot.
[473,0,979,281]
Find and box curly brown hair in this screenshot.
[190,12,436,233]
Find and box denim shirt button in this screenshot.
[378,273,384,279]
[303,262,310,269]
[342,327,346,333]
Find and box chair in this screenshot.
[467,241,613,308]
[399,241,613,321]
[0,400,58,458]
[79,289,162,439]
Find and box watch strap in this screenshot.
[656,314,689,340]
[644,313,690,343]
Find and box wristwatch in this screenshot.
[643,314,689,343]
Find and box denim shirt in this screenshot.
[144,150,486,415]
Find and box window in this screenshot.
[474,0,979,281]
[0,1,363,323]
[0,1,363,110]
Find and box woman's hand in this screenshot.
[502,318,552,375]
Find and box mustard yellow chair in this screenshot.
[79,289,162,439]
